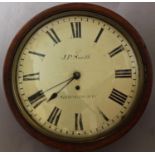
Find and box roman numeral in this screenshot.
[28,90,46,108]
[23,72,40,81]
[75,113,83,130]
[46,28,61,44]
[98,109,109,121]
[109,45,124,57]
[115,69,132,78]
[70,22,81,38]
[29,51,45,58]
[109,88,127,105]
[48,106,62,126]
[94,28,104,43]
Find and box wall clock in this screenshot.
[3,3,153,151]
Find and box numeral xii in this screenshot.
[71,22,81,38]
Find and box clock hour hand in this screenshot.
[48,72,81,101]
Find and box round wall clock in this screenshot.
[3,3,152,151]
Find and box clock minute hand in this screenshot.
[48,77,74,101]
[44,77,73,93]
[48,72,81,101]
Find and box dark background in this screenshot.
[0,2,155,151]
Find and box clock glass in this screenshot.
[11,12,144,142]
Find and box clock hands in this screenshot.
[47,72,81,101]
[44,77,73,93]
[48,77,74,101]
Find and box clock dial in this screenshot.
[12,14,144,141]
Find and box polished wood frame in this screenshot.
[3,3,153,151]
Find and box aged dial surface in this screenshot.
[12,14,143,141]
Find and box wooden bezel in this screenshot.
[3,3,153,151]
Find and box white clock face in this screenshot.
[12,14,144,141]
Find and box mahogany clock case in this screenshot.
[3,3,153,151]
